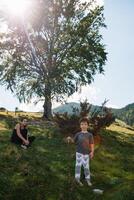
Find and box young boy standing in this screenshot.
[67,117,94,186]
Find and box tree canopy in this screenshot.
[0,0,107,118]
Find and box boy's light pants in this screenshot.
[75,152,90,180]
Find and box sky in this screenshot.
[0,0,134,111]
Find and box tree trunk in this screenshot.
[43,88,52,120]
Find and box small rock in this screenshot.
[93,189,103,194]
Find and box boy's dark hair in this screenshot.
[79,117,89,125]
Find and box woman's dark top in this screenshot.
[11,124,28,144]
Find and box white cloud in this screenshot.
[68,85,101,104]
[106,103,120,109]
[52,85,101,109]
[0,23,8,33]
[19,100,43,112]
[96,0,104,6]
[0,86,20,111]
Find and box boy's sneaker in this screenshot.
[86,180,92,186]
[75,179,83,186]
[21,145,27,150]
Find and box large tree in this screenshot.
[0,0,107,119]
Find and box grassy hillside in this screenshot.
[112,103,134,126]
[0,115,134,200]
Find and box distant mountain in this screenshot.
[53,102,134,126]
[53,102,80,114]
[53,102,100,114]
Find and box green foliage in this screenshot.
[0,0,107,118]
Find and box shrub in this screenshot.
[0,107,7,112]
[54,100,115,136]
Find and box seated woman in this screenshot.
[11,118,35,149]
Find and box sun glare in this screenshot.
[1,0,31,16]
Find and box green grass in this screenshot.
[0,118,134,200]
